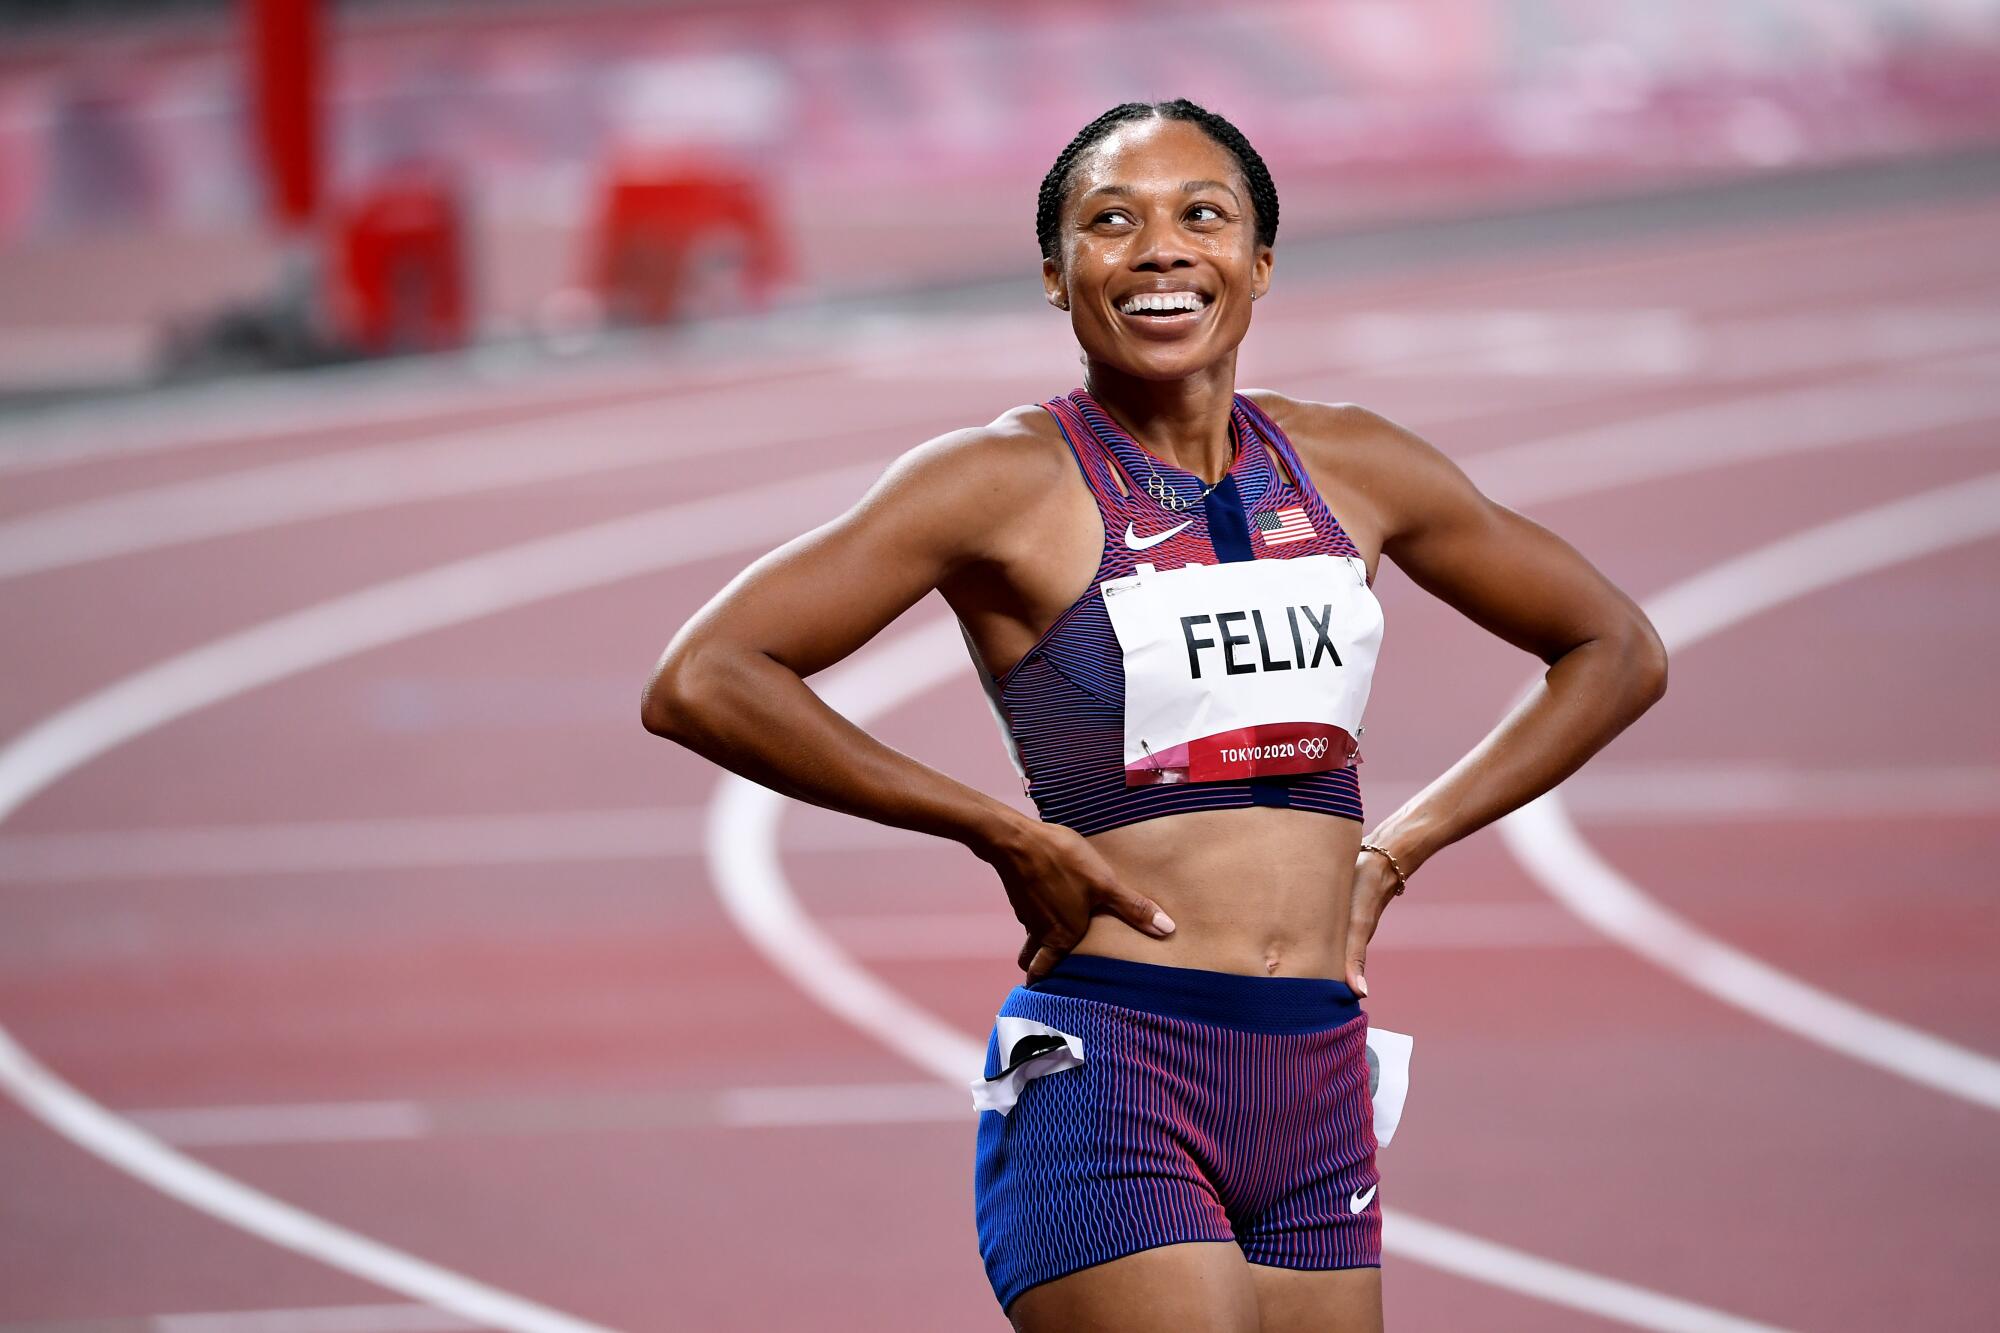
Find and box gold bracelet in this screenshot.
[1359,840,1409,896]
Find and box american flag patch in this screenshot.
[1254,506,1315,547]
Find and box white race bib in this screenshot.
[1099,553,1382,786]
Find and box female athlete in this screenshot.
[641,99,1668,1332]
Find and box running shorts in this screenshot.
[971,951,1382,1315]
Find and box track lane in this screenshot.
[3,422,1984,1320]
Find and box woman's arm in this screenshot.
[642,425,1019,848]
[641,414,1177,975]
[1293,402,1670,993]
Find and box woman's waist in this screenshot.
[1087,804,1360,894]
[1068,913,1350,981]
[1020,947,1363,1033]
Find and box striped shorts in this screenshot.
[972,951,1382,1315]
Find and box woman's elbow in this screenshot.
[1627,616,1669,707]
[640,645,708,742]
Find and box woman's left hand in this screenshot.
[1344,850,1402,998]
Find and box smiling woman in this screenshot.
[642,97,1666,1333]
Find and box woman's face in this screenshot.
[1043,116,1272,384]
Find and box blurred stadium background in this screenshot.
[5,0,1999,391]
[1,2,1996,1330]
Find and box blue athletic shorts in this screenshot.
[972,951,1382,1315]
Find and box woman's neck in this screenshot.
[1082,357,1240,483]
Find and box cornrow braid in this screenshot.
[1035,98,1279,263]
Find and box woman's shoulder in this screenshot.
[1239,388,1486,550]
[1239,388,1458,481]
[1240,388,1409,453]
[852,402,1080,562]
[876,401,1073,498]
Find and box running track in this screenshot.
[1,187,1996,1331]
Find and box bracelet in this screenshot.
[1359,840,1410,896]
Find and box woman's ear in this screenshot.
[1250,244,1273,303]
[1042,257,1068,312]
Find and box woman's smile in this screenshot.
[1114,285,1216,337]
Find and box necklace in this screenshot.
[1138,420,1241,513]
[1143,469,1225,512]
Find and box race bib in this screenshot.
[1099,553,1382,786]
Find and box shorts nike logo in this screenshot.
[1349,1184,1378,1213]
[1124,519,1193,550]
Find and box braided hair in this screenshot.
[1035,99,1279,263]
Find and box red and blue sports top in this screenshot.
[967,388,1377,837]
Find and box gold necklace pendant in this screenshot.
[1144,469,1225,513]
[1145,473,1188,511]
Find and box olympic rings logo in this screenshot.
[1299,736,1330,760]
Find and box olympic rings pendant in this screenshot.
[1145,473,1187,511]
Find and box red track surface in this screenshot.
[1,193,1996,1331]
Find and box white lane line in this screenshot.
[714,1083,973,1128]
[1379,1213,1784,1333]
[0,379,949,582]
[0,1027,610,1333]
[706,617,1788,1333]
[0,306,1034,478]
[0,1304,487,1333]
[1502,471,2000,1112]
[0,374,1983,1323]
[1911,345,2000,379]
[153,1305,483,1333]
[0,340,811,477]
[1467,377,2000,509]
[0,363,591,477]
[0,807,901,883]
[1561,760,2000,822]
[1312,308,2000,380]
[5,762,1991,884]
[706,621,988,1084]
[117,1083,971,1146]
[125,1102,432,1148]
[0,462,883,1333]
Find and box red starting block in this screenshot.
[590,151,786,325]
[328,165,469,355]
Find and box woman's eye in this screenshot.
[1091,204,1223,226]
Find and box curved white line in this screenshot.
[1501,471,2000,1110]
[0,461,881,1333]
[5,380,1991,1322]
[704,619,1787,1333]
[0,1030,608,1333]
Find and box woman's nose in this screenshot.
[1129,217,1197,271]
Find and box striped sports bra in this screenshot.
[964,388,1381,837]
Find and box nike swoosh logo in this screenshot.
[1349,1184,1378,1213]
[1124,519,1192,550]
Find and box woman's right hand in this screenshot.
[975,816,1176,981]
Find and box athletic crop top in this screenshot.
[964,388,1384,837]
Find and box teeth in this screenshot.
[1121,291,1205,315]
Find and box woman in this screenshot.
[642,99,1667,1332]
